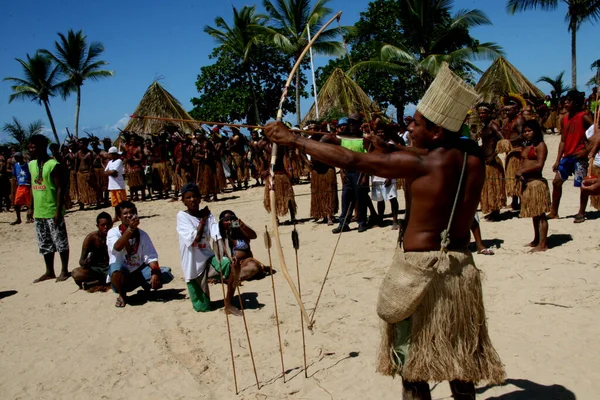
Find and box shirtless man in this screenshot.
[264,64,504,399]
[477,104,506,221]
[91,140,108,205]
[229,128,249,189]
[249,129,264,187]
[125,136,145,201]
[501,95,526,210]
[76,138,98,209]
[72,212,113,289]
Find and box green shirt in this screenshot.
[340,138,366,153]
[29,158,62,219]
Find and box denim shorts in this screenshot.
[108,263,173,293]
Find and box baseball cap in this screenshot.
[337,117,349,126]
[108,147,119,154]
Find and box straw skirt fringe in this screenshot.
[264,174,297,217]
[199,163,219,196]
[69,170,78,203]
[505,150,522,197]
[310,169,338,219]
[495,139,512,154]
[481,157,506,214]
[95,168,108,191]
[520,179,551,218]
[151,162,171,191]
[172,167,186,191]
[77,172,98,205]
[376,249,505,384]
[591,166,600,210]
[127,168,145,188]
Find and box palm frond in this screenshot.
[451,9,493,29]
[348,60,409,76]
[506,0,559,15]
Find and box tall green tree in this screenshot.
[263,0,344,126]
[2,117,45,151]
[205,6,267,125]
[349,0,503,92]
[537,71,571,96]
[41,29,114,138]
[190,44,302,123]
[507,0,600,88]
[3,52,61,145]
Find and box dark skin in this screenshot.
[111,206,162,307]
[27,141,70,283]
[548,99,593,220]
[10,154,33,225]
[582,128,600,195]
[502,105,526,209]
[516,127,549,252]
[72,217,112,287]
[182,191,241,316]
[265,111,485,252]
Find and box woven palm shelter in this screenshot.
[475,57,545,104]
[123,81,200,136]
[302,68,378,124]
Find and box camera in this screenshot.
[230,219,240,228]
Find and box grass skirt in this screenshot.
[232,153,249,182]
[591,166,600,210]
[69,170,78,204]
[94,168,108,191]
[77,171,98,205]
[376,249,505,384]
[151,162,171,192]
[264,174,297,217]
[172,166,186,192]
[495,139,512,154]
[481,157,506,214]
[396,178,406,191]
[310,169,338,219]
[199,163,219,196]
[505,150,522,198]
[216,160,227,189]
[520,179,551,218]
[127,168,145,188]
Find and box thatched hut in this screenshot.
[123,81,200,136]
[302,68,378,124]
[475,57,545,104]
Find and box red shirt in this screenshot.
[561,111,587,156]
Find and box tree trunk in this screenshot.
[571,28,577,89]
[295,70,301,127]
[43,100,60,145]
[74,86,81,138]
[246,70,261,125]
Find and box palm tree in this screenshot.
[537,71,571,96]
[41,29,114,138]
[2,117,45,151]
[4,52,61,145]
[507,0,600,89]
[205,6,267,125]
[263,0,344,126]
[349,0,504,93]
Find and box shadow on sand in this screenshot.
[477,378,576,400]
[0,290,18,300]
[547,234,573,249]
[210,291,264,312]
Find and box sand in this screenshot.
[0,134,599,399]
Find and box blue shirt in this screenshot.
[13,162,31,186]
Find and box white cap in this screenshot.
[108,146,119,154]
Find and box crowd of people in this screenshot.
[1,66,598,398]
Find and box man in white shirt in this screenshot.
[104,147,127,218]
[107,201,173,307]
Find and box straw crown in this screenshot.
[417,63,480,132]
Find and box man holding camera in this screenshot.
[107,200,173,307]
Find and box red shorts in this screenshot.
[14,185,31,206]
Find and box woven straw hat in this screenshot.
[416,63,480,132]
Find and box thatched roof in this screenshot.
[303,68,378,124]
[475,57,545,103]
[123,81,200,136]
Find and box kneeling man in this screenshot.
[108,201,173,307]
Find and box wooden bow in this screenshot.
[270,11,343,331]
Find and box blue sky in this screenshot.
[0,0,598,143]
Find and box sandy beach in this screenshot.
[0,134,598,399]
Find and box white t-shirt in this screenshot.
[176,211,221,282]
[105,159,126,190]
[107,227,159,272]
[402,131,411,146]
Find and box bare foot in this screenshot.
[26,219,34,224]
[547,212,559,219]
[33,273,56,283]
[224,304,242,316]
[55,272,71,282]
[327,219,333,226]
[529,246,548,253]
[525,241,538,248]
[391,223,400,230]
[10,220,21,225]
[477,248,495,255]
[115,296,126,308]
